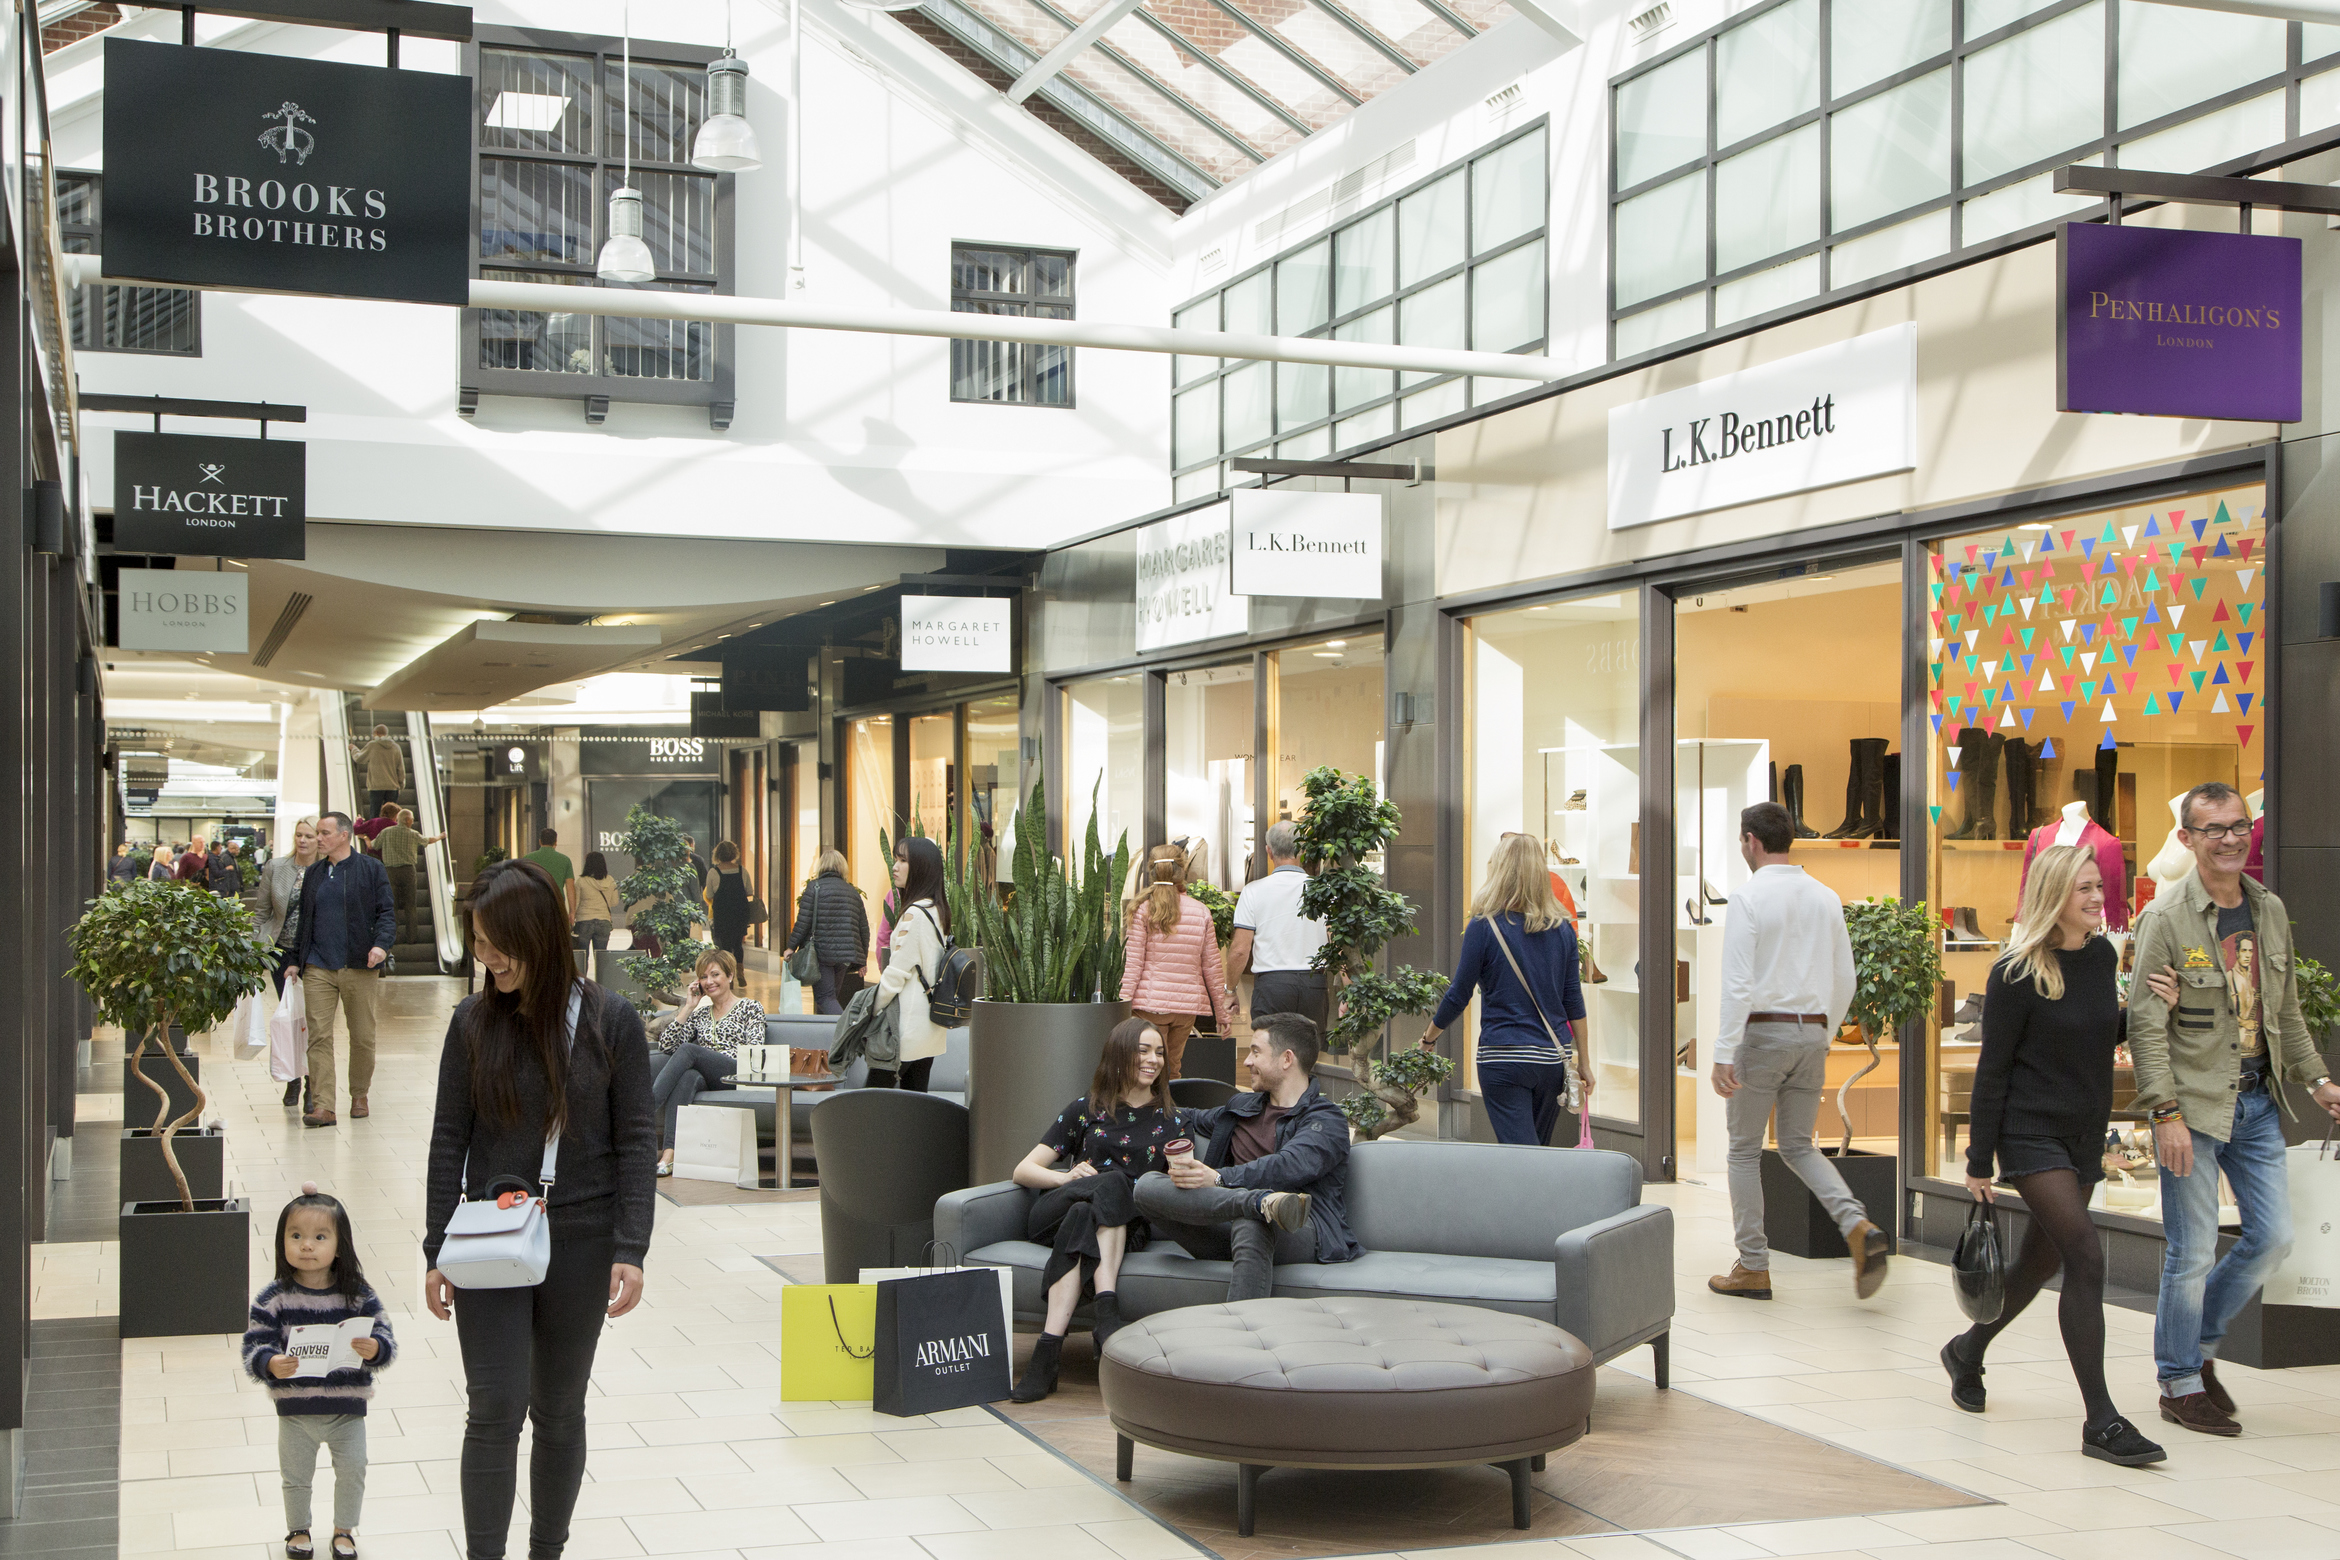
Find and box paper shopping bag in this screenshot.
[782,1284,877,1401]
[860,1263,1015,1339]
[232,991,267,1061]
[872,1269,1011,1417]
[269,975,309,1083]
[2264,1138,2340,1308]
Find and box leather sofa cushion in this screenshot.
[1269,1250,1556,1317]
[1100,1297,1593,1467]
[1345,1140,1642,1262]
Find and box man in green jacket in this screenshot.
[2129,782,2340,1438]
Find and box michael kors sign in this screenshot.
[113,431,305,558]
[100,38,471,305]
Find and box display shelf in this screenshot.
[1938,840,2029,853]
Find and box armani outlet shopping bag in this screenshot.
[1952,1200,2007,1324]
[872,1267,1011,1417]
[2265,1127,2340,1308]
[782,1283,878,1401]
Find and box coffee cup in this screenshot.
[1165,1138,1195,1168]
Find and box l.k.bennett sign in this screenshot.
[1607,324,1917,529]
[2058,222,2300,423]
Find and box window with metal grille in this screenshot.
[55,172,200,356]
[463,28,734,421]
[951,244,1076,408]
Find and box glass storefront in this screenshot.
[1063,675,1143,858]
[908,711,955,840]
[1166,662,1256,891]
[965,695,1021,883]
[1271,635,1386,848]
[847,715,895,916]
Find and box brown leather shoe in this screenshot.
[350,1096,370,1119]
[2159,1390,2241,1437]
[1848,1218,1890,1300]
[1708,1262,1773,1300]
[2201,1359,2236,1417]
[302,1109,338,1129]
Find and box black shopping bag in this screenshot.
[1952,1200,2007,1324]
[873,1268,1011,1417]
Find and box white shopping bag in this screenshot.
[269,974,309,1083]
[231,990,267,1061]
[861,1251,1016,1332]
[675,1103,760,1188]
[2264,1134,2340,1308]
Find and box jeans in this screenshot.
[453,1225,613,1560]
[1250,970,1328,1029]
[1479,1058,1571,1146]
[302,965,381,1107]
[1134,1171,1315,1301]
[650,1044,736,1149]
[1726,1022,1868,1270]
[2156,1083,2294,1398]
[279,1414,366,1532]
[573,919,611,953]
[813,962,850,1016]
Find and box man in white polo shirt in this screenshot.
[1229,821,1329,1031]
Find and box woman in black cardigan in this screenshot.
[422,859,658,1560]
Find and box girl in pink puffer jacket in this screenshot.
[1119,842,1234,1080]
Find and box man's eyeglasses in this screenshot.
[2185,821,2254,842]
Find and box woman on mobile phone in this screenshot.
[650,949,765,1176]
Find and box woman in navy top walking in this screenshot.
[1421,833,1588,1145]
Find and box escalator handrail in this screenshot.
[404,710,466,973]
[320,694,357,820]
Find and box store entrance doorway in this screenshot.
[1669,554,1904,1180]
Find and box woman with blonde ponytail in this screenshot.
[1118,841,1234,1080]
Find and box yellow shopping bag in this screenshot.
[781,1284,877,1401]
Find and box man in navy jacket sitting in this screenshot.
[294,811,397,1129]
[1135,1012,1361,1301]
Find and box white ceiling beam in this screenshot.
[2141,0,2340,20]
[1006,0,1147,103]
[1502,0,1583,50]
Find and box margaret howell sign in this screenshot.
[2058,222,2301,423]
[100,38,471,305]
[113,431,305,558]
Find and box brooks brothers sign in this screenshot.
[2058,222,2301,423]
[100,38,470,305]
[113,431,305,558]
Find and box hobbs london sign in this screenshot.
[901,596,1013,674]
[2058,223,2301,423]
[113,431,305,558]
[116,567,247,653]
[1229,490,1382,600]
[100,38,471,305]
[1607,324,1918,529]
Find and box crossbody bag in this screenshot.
[438,983,584,1290]
[1486,915,1581,1110]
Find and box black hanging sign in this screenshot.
[113,431,306,558]
[100,37,471,305]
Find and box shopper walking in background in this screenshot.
[786,850,868,1014]
[703,840,750,967]
[149,843,177,881]
[650,949,765,1175]
[353,725,405,817]
[520,827,579,922]
[1709,801,1889,1302]
[1419,832,1587,1145]
[209,839,246,898]
[376,808,444,947]
[420,858,654,1560]
[259,818,321,1109]
[1120,841,1233,1080]
[1229,821,1329,1032]
[870,836,949,1091]
[107,842,138,886]
[2131,782,2340,1436]
[177,837,209,882]
[353,801,399,855]
[295,812,396,1129]
[573,851,622,955]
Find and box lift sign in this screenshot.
[113,431,305,559]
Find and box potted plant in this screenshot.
[1290,767,1451,1141]
[1759,894,1942,1260]
[66,876,275,1336]
[953,770,1132,1182]
[614,806,709,1012]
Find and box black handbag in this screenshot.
[872,1266,1011,1416]
[1952,1199,2007,1324]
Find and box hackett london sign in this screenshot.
[1229,490,1383,600]
[113,431,305,558]
[116,567,247,652]
[100,38,471,305]
[1607,323,1918,529]
[2058,223,2301,423]
[901,596,1013,673]
[1135,503,1248,652]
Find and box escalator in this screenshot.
[335,696,463,974]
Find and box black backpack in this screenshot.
[910,905,982,1027]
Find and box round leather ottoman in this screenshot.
[1098,1296,1595,1537]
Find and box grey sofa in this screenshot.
[935,1138,1674,1385]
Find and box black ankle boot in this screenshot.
[1092,1292,1125,1355]
[1011,1334,1064,1403]
[1782,764,1819,839]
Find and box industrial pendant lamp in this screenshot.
[691,2,763,171]
[596,4,658,283]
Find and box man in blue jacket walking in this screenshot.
[1135,1012,1360,1300]
[295,811,397,1128]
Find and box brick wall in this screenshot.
[42,3,123,53]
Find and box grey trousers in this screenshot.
[1134,1172,1315,1301]
[279,1413,367,1531]
[1727,1021,1868,1271]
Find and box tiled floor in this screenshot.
[34,975,2340,1560]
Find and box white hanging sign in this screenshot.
[1135,503,1247,651]
[1229,490,1383,599]
[115,568,248,652]
[901,596,1013,673]
[1607,323,1918,529]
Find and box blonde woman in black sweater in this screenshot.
[1944,843,2163,1467]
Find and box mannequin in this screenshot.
[2021,800,2130,931]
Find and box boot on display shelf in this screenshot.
[1879,751,1902,842]
[2001,738,2041,837]
[1781,764,1819,839]
[1824,738,1892,840]
[1945,907,1999,949]
[1768,761,1778,805]
[2092,744,2121,836]
[1944,729,2005,839]
[1953,992,1984,1025]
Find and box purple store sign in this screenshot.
[2058,222,2300,423]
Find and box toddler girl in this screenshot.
[242,1186,396,1560]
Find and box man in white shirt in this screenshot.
[1710,801,1888,1302]
[1229,822,1330,1031]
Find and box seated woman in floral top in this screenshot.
[652,949,766,1175]
[1007,1016,1178,1403]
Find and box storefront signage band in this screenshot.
[1229,490,1382,600]
[1607,323,1918,530]
[1135,502,1249,651]
[578,728,722,776]
[115,567,248,652]
[112,430,305,558]
[901,595,1014,673]
[100,38,471,306]
[2057,223,2301,423]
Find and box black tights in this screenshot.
[1956,1169,2114,1426]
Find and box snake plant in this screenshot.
[951,770,1130,1003]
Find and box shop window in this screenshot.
[964,696,1022,883]
[1466,595,1640,1122]
[464,30,732,416]
[1167,662,1257,892]
[1063,676,1142,862]
[909,711,956,840]
[1924,484,2268,1221]
[848,716,896,926]
[54,172,199,356]
[950,245,1075,408]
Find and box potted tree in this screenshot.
[954,770,1132,1182]
[66,876,275,1337]
[1760,893,1942,1259]
[613,806,709,1013]
[1291,767,1451,1141]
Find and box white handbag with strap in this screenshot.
[439,986,582,1290]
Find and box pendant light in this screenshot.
[596,3,657,283]
[691,1,763,171]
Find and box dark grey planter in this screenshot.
[121,1127,226,1204]
[1760,1148,1898,1259]
[125,1049,204,1132]
[119,1197,249,1338]
[126,1023,188,1055]
[967,999,1130,1184]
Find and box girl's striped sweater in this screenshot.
[241,1278,396,1416]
